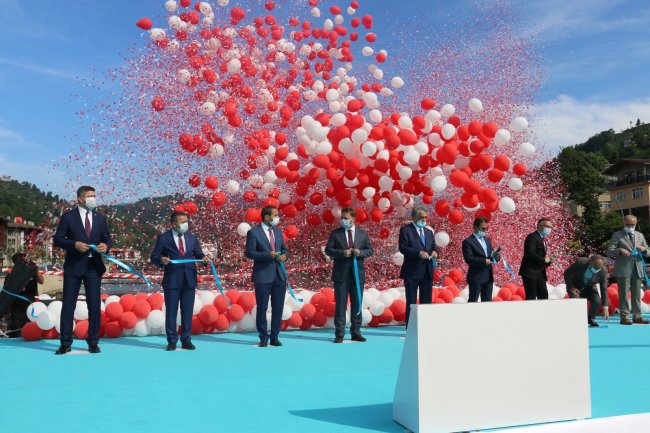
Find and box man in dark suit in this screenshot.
[151,211,207,351]
[462,217,500,302]
[519,218,553,300]
[53,185,112,355]
[399,206,438,326]
[564,255,609,327]
[245,205,289,347]
[325,207,374,343]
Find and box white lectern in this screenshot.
[393,300,591,433]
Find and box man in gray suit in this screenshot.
[607,215,650,325]
[564,255,609,327]
[325,207,374,343]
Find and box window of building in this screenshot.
[617,191,627,201]
[600,201,611,210]
[633,187,643,199]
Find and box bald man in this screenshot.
[607,215,650,325]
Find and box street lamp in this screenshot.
[602,190,625,217]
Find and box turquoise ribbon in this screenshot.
[632,249,650,287]
[89,244,152,289]
[492,253,517,280]
[352,257,362,315]
[0,287,33,305]
[168,258,230,306]
[278,262,303,303]
[431,257,437,268]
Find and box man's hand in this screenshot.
[344,249,352,258]
[544,255,552,263]
[492,252,501,261]
[270,251,278,259]
[568,288,580,298]
[161,256,170,265]
[202,256,210,264]
[430,251,438,259]
[352,249,360,257]
[603,308,610,321]
[485,259,492,265]
[278,254,287,263]
[419,251,430,260]
[637,245,648,252]
[619,248,631,256]
[96,243,108,253]
[75,242,90,253]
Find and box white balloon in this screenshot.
[378,175,394,192]
[390,76,405,89]
[509,116,528,132]
[361,309,372,325]
[499,197,516,214]
[369,109,382,123]
[192,296,203,316]
[362,187,376,199]
[468,98,483,113]
[518,142,536,156]
[225,180,240,194]
[508,178,523,191]
[237,222,251,237]
[199,101,216,116]
[149,28,166,41]
[392,252,404,266]
[494,129,511,146]
[439,104,455,117]
[378,291,394,307]
[134,320,149,337]
[330,113,347,126]
[27,302,47,322]
[47,300,63,315]
[441,123,456,140]
[351,128,368,145]
[325,88,340,101]
[362,141,377,156]
[74,301,89,321]
[434,231,450,247]
[403,149,420,165]
[369,301,385,316]
[316,140,333,154]
[431,176,447,192]
[378,197,391,212]
[282,304,292,321]
[398,115,413,129]
[146,310,165,329]
[199,290,216,307]
[36,310,56,330]
[227,58,241,74]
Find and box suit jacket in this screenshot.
[607,229,648,278]
[398,223,437,280]
[325,226,374,284]
[519,231,549,280]
[245,224,288,285]
[150,230,205,289]
[563,257,608,305]
[462,234,496,285]
[53,208,113,277]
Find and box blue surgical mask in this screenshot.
[341,219,352,230]
[415,221,426,229]
[541,228,551,237]
[624,226,635,234]
[590,267,600,273]
[270,217,280,227]
[475,230,486,239]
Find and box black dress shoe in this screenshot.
[166,344,177,351]
[588,319,600,328]
[55,345,71,355]
[333,337,344,343]
[351,335,367,342]
[270,339,282,347]
[258,341,268,347]
[88,344,101,353]
[181,341,196,350]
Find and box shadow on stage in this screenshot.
[289,403,402,432]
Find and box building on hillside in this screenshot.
[0,216,52,267]
[599,159,650,218]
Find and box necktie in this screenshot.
[269,228,276,252]
[84,212,91,238]
[629,233,635,248]
[347,229,354,249]
[419,228,425,245]
[178,233,185,255]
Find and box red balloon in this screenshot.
[437,289,454,303]
[487,169,504,183]
[199,305,219,325]
[21,322,43,341]
[151,95,165,111]
[449,170,469,187]
[133,300,152,319]
[74,320,89,339]
[300,303,317,320]
[434,200,450,217]
[136,18,153,30]
[120,294,137,312]
[119,311,138,329]
[147,293,164,310]
[285,224,299,239]
[379,228,391,239]
[390,299,406,316]
[212,192,227,207]
[237,291,256,312]
[104,321,122,338]
[513,163,528,176]
[448,210,464,224]
[287,312,303,328]
[105,302,124,321]
[493,155,510,171]
[205,176,219,190]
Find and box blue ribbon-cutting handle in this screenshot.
[89,244,152,289]
[492,253,517,280]
[0,287,34,305]
[431,257,437,269]
[632,249,650,287]
[352,257,362,315]
[169,258,230,306]
[278,262,303,303]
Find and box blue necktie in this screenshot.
[419,228,425,245]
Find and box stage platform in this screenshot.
[1,317,649,433]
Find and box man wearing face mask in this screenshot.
[245,205,289,347]
[325,208,374,343]
[399,206,438,325]
[607,215,650,325]
[519,218,553,300]
[53,186,112,355]
[151,211,209,351]
[462,217,501,302]
[564,255,609,327]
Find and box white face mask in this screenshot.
[84,197,97,210]
[624,226,635,234]
[177,222,189,234]
[270,216,280,227]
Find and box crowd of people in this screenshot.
[2,185,649,350]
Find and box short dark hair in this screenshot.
[261,205,277,219]
[537,217,551,225]
[590,254,604,263]
[341,207,356,218]
[11,252,25,264]
[170,211,189,224]
[473,217,489,228]
[77,185,95,198]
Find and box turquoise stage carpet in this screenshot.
[1,318,649,433]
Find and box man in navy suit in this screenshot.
[399,206,438,326]
[519,218,553,300]
[245,205,289,347]
[53,186,112,355]
[462,217,501,302]
[325,207,374,343]
[150,211,208,351]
